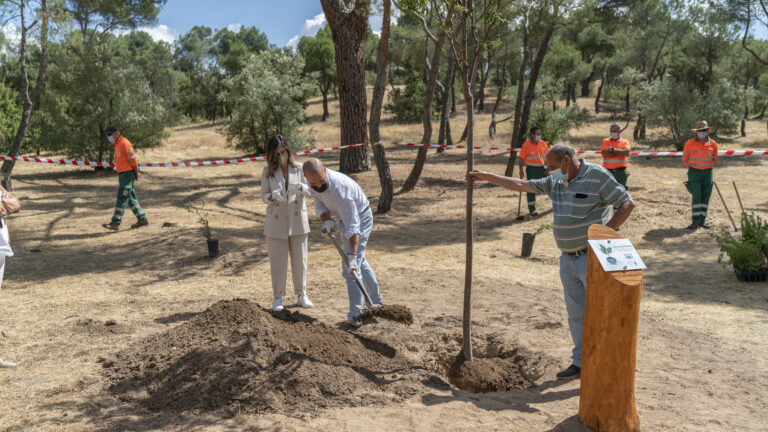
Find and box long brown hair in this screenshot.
[266,135,296,177]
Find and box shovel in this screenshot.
[515,192,525,220]
[327,230,373,307]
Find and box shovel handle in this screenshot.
[328,232,374,307]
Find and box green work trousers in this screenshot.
[526,166,547,213]
[687,168,713,225]
[110,171,147,225]
[608,168,629,189]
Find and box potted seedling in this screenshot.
[185,200,219,258]
[521,223,553,258]
[713,212,768,282]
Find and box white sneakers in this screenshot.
[272,298,284,312]
[0,358,16,368]
[297,295,314,308]
[273,295,313,311]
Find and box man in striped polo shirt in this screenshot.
[468,144,636,380]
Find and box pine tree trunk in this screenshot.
[321,0,371,173]
[595,76,604,114]
[625,87,631,114]
[368,0,393,213]
[1,0,49,191]
[321,88,330,121]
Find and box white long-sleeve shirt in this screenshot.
[311,168,370,239]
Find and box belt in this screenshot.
[564,248,588,256]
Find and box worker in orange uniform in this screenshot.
[517,126,549,216]
[102,125,149,231]
[682,121,718,230]
[601,123,631,189]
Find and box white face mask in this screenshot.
[534,135,542,142]
[278,153,289,164]
[107,135,116,143]
[549,167,567,183]
[609,132,618,139]
[697,131,708,139]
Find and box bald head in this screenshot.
[303,158,327,190]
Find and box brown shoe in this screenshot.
[102,223,120,231]
[131,219,149,229]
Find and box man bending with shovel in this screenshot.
[303,159,383,328]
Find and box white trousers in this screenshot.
[0,255,5,289]
[266,234,307,299]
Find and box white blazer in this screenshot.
[261,163,311,239]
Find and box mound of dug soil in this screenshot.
[359,304,414,325]
[104,299,429,416]
[448,352,546,393]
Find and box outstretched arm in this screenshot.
[468,170,535,193]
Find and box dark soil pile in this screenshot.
[359,304,414,325]
[447,347,552,393]
[103,299,429,416]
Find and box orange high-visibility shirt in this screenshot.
[112,135,139,173]
[520,139,549,167]
[682,138,718,170]
[601,137,631,169]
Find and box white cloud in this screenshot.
[286,12,326,49]
[286,9,390,48]
[227,23,243,33]
[116,24,177,44]
[1,23,20,47]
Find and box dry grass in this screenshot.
[0,88,766,431]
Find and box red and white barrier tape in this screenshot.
[389,141,768,156]
[2,141,766,168]
[0,142,373,168]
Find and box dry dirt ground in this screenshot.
[0,91,767,432]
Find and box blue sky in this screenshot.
[151,0,382,47]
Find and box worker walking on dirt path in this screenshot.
[683,121,718,230]
[601,122,631,189]
[102,126,149,231]
[303,158,383,328]
[261,135,314,312]
[517,126,549,217]
[468,144,636,380]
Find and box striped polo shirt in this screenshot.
[527,160,631,252]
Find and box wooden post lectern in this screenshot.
[578,225,643,432]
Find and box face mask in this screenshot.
[549,168,567,183]
[609,132,618,139]
[697,131,708,139]
[107,135,115,143]
[311,183,328,193]
[534,135,542,142]
[278,153,289,164]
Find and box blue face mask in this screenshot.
[609,132,618,139]
[697,131,708,139]
[107,135,116,143]
[535,135,542,142]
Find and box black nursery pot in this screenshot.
[733,266,768,283]
[207,239,220,258]
[521,233,536,258]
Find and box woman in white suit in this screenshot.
[261,135,313,312]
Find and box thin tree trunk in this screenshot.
[401,16,448,192]
[741,79,749,137]
[1,0,49,191]
[506,15,529,177]
[321,87,330,121]
[451,78,457,113]
[321,0,371,173]
[595,73,604,114]
[476,59,490,112]
[625,86,630,114]
[437,50,455,153]
[369,0,393,213]
[517,25,555,150]
[756,100,768,119]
